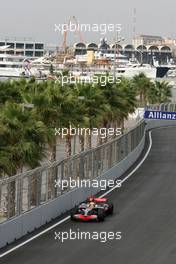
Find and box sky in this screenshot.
[0,0,175,45]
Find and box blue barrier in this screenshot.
[144,110,176,121]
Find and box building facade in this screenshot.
[73,39,173,64]
[0,38,44,58]
[132,35,164,46]
[132,34,176,47]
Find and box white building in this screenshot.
[0,38,44,58]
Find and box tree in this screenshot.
[0,102,48,175]
[0,102,49,217]
[132,73,154,106]
[100,77,137,137]
[117,78,137,131]
[75,83,107,149]
[0,79,23,105]
[148,81,171,104]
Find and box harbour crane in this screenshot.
[59,16,85,53]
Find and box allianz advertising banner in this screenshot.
[144,110,176,120]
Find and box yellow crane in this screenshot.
[59,16,85,53]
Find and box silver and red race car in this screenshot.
[70,196,114,222]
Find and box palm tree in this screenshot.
[0,101,49,173]
[75,83,107,149]
[100,78,137,138]
[132,73,154,106]
[148,81,172,104]
[20,80,62,160]
[59,84,85,156]
[117,78,137,131]
[0,102,49,217]
[0,79,23,105]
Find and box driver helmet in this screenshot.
[88,201,95,208]
[88,196,95,202]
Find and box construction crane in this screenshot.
[59,16,85,53]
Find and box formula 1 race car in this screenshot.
[70,196,114,222]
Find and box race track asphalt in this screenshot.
[1,127,176,264]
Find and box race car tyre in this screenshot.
[97,209,105,222]
[70,208,77,221]
[107,203,114,215]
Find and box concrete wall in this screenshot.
[1,119,175,248]
[146,119,176,130]
[0,133,146,249]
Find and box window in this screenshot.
[34,51,44,57]
[12,65,20,68]
[25,43,34,49]
[25,50,34,57]
[16,43,24,49]
[35,43,44,50]
[16,51,24,56]
[6,50,14,55]
[7,43,15,48]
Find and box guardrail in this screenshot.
[1,103,176,248]
[145,103,176,130]
[146,103,176,112]
[0,121,145,224]
[0,120,146,248]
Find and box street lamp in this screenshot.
[113,36,125,77]
[72,96,85,155]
